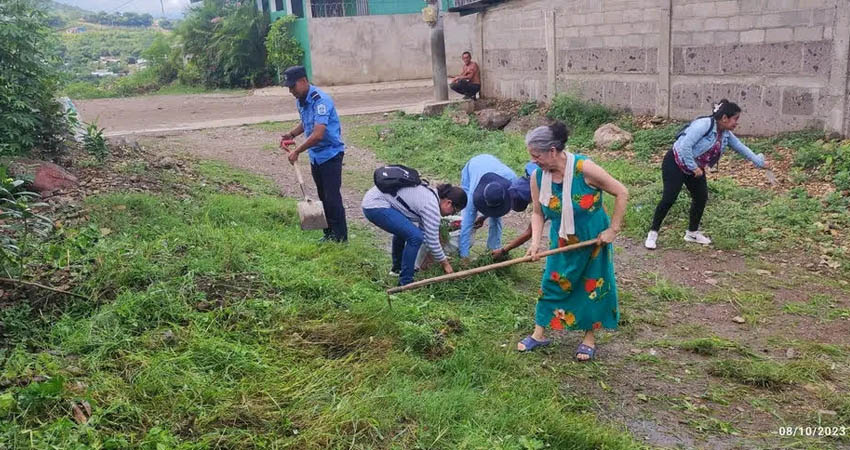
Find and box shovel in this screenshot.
[281,139,328,230]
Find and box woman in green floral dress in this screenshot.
[517,121,629,361]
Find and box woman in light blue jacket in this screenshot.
[645,99,770,249]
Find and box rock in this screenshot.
[422,100,455,117]
[732,316,746,324]
[474,108,512,130]
[449,109,470,126]
[153,157,178,170]
[755,269,771,276]
[785,348,796,359]
[32,162,78,195]
[705,278,719,286]
[162,329,176,344]
[629,348,642,354]
[593,123,633,150]
[71,401,91,424]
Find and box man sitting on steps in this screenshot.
[450,51,481,100]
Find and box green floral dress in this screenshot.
[535,155,619,331]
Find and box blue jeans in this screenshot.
[363,207,423,286]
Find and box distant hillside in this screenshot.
[47,0,91,18]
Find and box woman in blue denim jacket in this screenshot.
[645,99,770,249]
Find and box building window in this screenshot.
[311,0,368,17]
[291,0,304,17]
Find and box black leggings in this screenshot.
[650,149,708,232]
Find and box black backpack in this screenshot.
[374,165,428,195]
[676,116,715,140]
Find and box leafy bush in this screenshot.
[177,0,271,88]
[266,15,303,78]
[83,122,109,161]
[1,0,71,155]
[835,170,850,191]
[0,171,54,277]
[142,34,179,85]
[631,123,682,160]
[547,94,617,149]
[517,101,538,117]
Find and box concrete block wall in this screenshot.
[670,0,842,134]
[309,13,476,85]
[481,6,548,100]
[476,0,850,136]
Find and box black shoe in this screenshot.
[318,235,347,244]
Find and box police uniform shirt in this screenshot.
[297,85,345,165]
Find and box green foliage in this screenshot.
[83,122,108,161]
[0,173,54,278]
[630,123,683,160]
[142,34,179,85]
[0,163,640,449]
[348,111,527,181]
[59,28,161,79]
[177,0,271,88]
[791,138,850,192]
[517,101,538,117]
[547,94,618,149]
[266,15,303,76]
[1,0,71,155]
[83,11,154,27]
[647,276,692,302]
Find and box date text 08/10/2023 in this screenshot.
[778,427,846,437]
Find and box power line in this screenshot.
[106,0,137,14]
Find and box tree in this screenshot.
[0,0,70,155]
[265,15,303,79]
[176,0,271,88]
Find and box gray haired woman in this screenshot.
[518,121,629,362]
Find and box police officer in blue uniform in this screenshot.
[281,66,348,242]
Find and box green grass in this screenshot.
[349,110,850,272]
[646,276,693,302]
[782,294,850,321]
[709,358,832,390]
[248,120,299,133]
[347,110,527,181]
[0,163,640,449]
[677,337,750,357]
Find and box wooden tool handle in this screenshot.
[386,239,599,295]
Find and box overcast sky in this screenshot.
[54,0,190,18]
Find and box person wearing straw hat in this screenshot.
[517,121,629,361]
[458,154,526,262]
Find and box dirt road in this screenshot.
[75,80,458,136]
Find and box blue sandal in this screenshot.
[575,343,597,362]
[518,335,551,352]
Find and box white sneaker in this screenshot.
[684,230,712,245]
[389,269,400,277]
[644,231,658,249]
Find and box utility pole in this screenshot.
[424,0,448,101]
[160,0,166,17]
